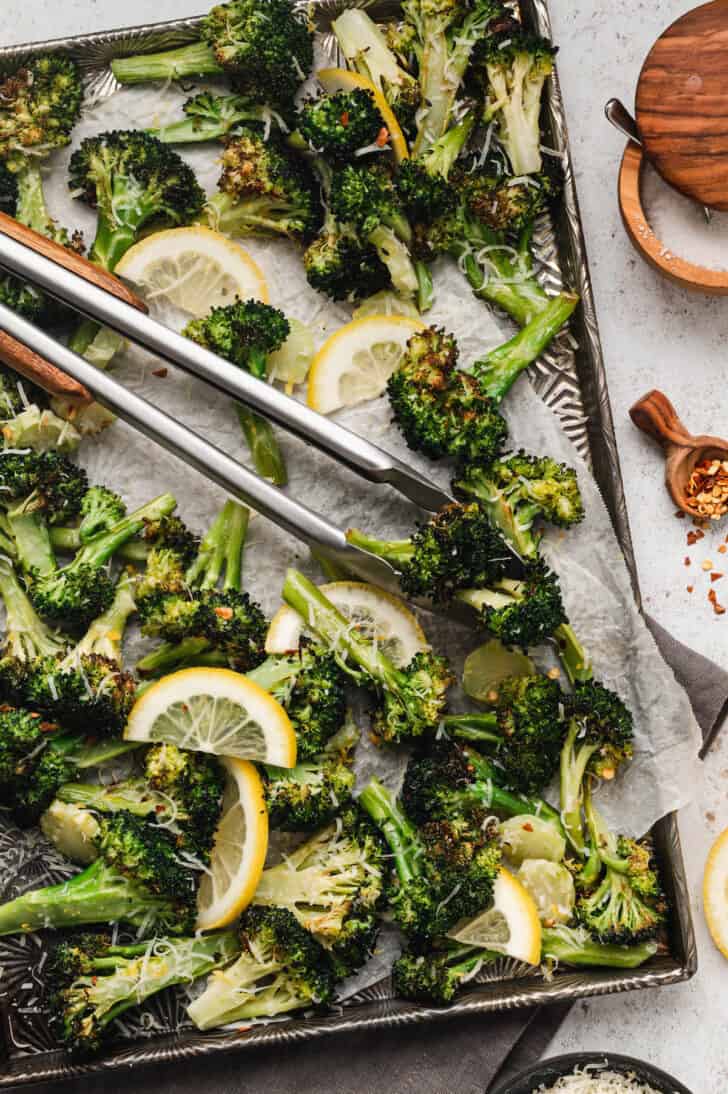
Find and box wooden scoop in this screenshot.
[0,211,148,404]
[630,389,728,515]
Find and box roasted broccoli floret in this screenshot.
[31,493,176,631]
[136,501,266,674]
[347,502,512,603]
[78,486,126,544]
[298,89,386,162]
[48,930,240,1056]
[457,560,568,650]
[149,91,284,144]
[454,452,584,560]
[0,558,66,698]
[559,680,634,854]
[472,27,557,176]
[254,805,387,976]
[205,128,321,242]
[540,925,657,969]
[263,720,358,830]
[69,130,206,272]
[304,227,389,303]
[57,743,225,862]
[0,810,198,935]
[453,162,559,233]
[393,939,497,1005]
[184,300,290,485]
[187,905,336,1028]
[359,777,501,943]
[111,0,314,111]
[282,569,453,744]
[332,9,421,133]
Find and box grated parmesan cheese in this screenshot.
[535,1063,668,1093]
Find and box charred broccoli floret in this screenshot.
[393,939,497,1005]
[472,28,557,176]
[149,91,284,144]
[298,89,385,162]
[184,300,290,485]
[347,502,512,603]
[0,810,198,935]
[263,721,358,830]
[454,451,583,560]
[254,805,387,976]
[457,560,568,650]
[78,486,126,544]
[187,905,336,1028]
[205,128,321,242]
[57,743,225,862]
[282,569,453,744]
[359,777,501,943]
[0,558,66,699]
[304,228,389,302]
[112,0,314,111]
[559,680,634,854]
[48,930,240,1056]
[453,161,559,233]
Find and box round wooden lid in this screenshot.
[635,0,728,210]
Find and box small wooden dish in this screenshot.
[618,142,728,294]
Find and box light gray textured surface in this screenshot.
[3,1,727,1091]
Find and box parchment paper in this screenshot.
[36,74,702,846]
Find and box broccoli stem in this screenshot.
[472,292,579,401]
[559,717,598,854]
[0,858,164,935]
[368,224,420,299]
[555,622,592,684]
[71,494,177,574]
[358,777,421,885]
[0,560,65,658]
[70,571,137,665]
[541,926,657,968]
[14,163,56,238]
[282,568,404,696]
[415,259,434,313]
[6,511,55,576]
[186,499,248,590]
[344,528,414,568]
[111,40,223,85]
[461,247,550,327]
[236,405,288,486]
[49,526,147,560]
[150,104,271,145]
[136,636,228,677]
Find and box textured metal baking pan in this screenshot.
[0,1,697,1085]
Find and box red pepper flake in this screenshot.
[39,721,58,733]
[375,126,390,147]
[712,572,724,582]
[708,588,727,614]
[687,585,694,593]
[152,367,168,378]
[214,605,234,620]
[719,545,728,555]
[675,510,686,519]
[340,111,349,126]
[522,822,534,832]
[684,556,691,566]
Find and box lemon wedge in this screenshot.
[704,827,728,959]
[317,67,409,162]
[447,867,542,965]
[124,667,297,767]
[196,757,268,931]
[266,579,427,668]
[307,315,423,414]
[115,226,269,317]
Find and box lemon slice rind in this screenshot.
[447,867,542,966]
[704,827,728,959]
[317,67,409,162]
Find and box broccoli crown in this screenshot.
[31,566,116,632]
[0,56,83,170]
[490,673,564,793]
[473,27,557,75]
[139,513,199,559]
[0,451,88,523]
[471,562,567,650]
[396,160,457,223]
[201,589,267,671]
[0,274,46,323]
[254,806,387,976]
[79,486,126,543]
[488,451,584,526]
[138,587,267,671]
[214,128,321,239]
[454,164,558,233]
[393,940,489,1005]
[265,756,355,831]
[576,862,667,946]
[271,649,348,761]
[203,0,314,108]
[373,649,453,744]
[568,680,634,778]
[387,327,507,463]
[304,230,389,301]
[0,705,74,825]
[298,89,384,161]
[137,589,207,643]
[402,742,473,827]
[23,653,136,736]
[184,299,290,378]
[329,162,401,236]
[69,130,205,244]
[399,502,512,603]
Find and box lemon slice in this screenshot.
[317,67,409,162]
[704,827,728,958]
[308,315,423,414]
[447,867,542,965]
[124,667,297,766]
[353,291,421,320]
[196,756,268,931]
[266,580,427,668]
[115,227,269,317]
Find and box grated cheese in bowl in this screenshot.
[534,1063,672,1093]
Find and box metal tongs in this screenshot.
[0,215,525,596]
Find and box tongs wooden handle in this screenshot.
[0,212,148,404]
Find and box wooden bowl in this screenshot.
[618,141,728,294]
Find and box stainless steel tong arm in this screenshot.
[0,302,407,593]
[0,226,451,514]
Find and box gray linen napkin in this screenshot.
[13,619,726,1094]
